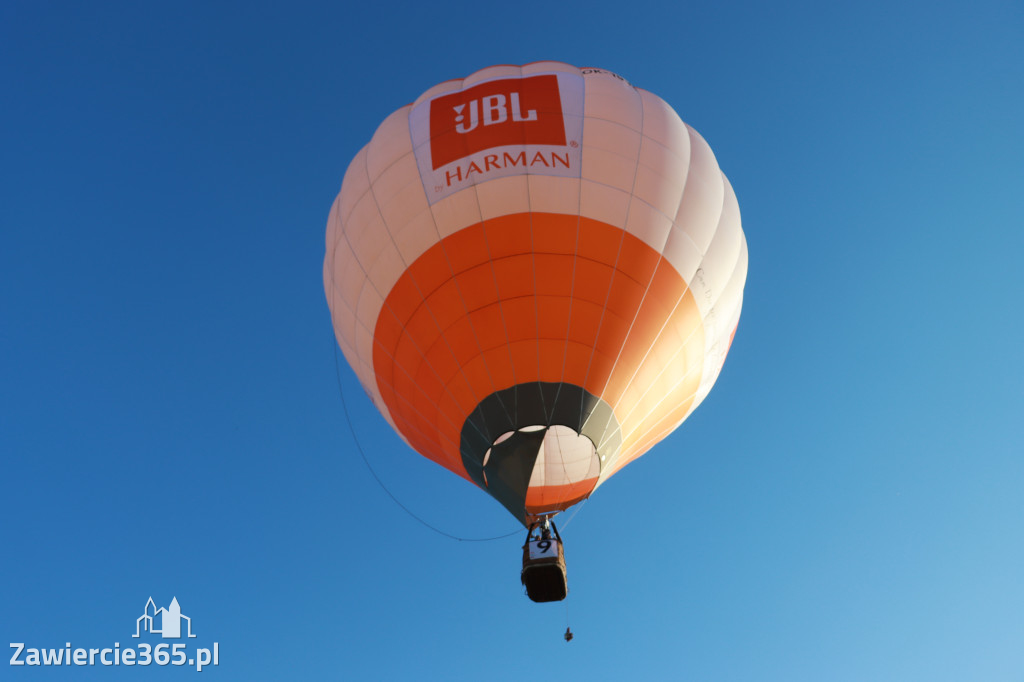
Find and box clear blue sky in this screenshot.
[3,1,1022,680]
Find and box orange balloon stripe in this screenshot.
[371,212,705,507]
[525,478,597,514]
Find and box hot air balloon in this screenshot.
[324,62,747,601]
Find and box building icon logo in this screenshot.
[132,597,196,639]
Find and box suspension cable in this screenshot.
[332,339,521,542]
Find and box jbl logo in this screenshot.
[429,74,566,169]
[453,93,538,133]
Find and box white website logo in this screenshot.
[9,596,218,671]
[133,597,196,639]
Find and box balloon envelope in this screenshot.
[324,62,747,525]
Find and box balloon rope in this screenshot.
[332,338,521,542]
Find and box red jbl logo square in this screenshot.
[429,74,567,170]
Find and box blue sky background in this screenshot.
[3,1,1022,680]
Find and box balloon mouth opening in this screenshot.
[479,424,600,518]
[458,382,622,524]
[481,424,599,485]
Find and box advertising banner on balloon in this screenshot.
[409,72,585,204]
